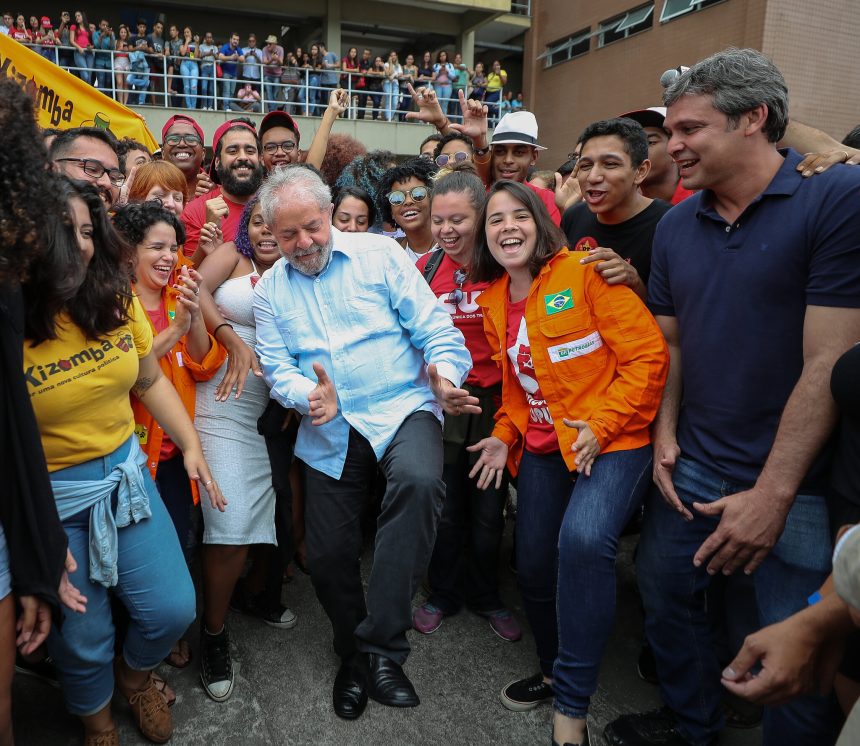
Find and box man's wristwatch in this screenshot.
[474,145,490,156]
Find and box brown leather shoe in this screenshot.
[84,726,119,746]
[126,673,173,743]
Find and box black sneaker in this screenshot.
[200,625,234,702]
[230,586,297,630]
[604,707,718,746]
[500,672,553,711]
[14,652,59,688]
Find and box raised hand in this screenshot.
[449,89,488,142]
[403,84,447,128]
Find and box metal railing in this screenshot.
[19,42,506,123]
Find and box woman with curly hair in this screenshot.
[378,157,438,262]
[194,196,295,702]
[0,77,86,746]
[24,176,225,745]
[113,201,226,669]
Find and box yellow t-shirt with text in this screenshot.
[23,296,154,471]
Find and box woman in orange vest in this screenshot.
[113,202,225,670]
[469,181,668,746]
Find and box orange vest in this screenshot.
[131,258,227,503]
[477,248,668,476]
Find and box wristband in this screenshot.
[213,322,234,338]
[437,117,450,132]
[474,145,490,156]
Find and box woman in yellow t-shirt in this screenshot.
[23,178,226,746]
[484,60,508,123]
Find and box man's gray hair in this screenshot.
[258,165,332,226]
[663,48,789,143]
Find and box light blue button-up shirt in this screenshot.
[253,227,472,479]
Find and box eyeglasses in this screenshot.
[164,133,202,147]
[387,186,429,206]
[262,141,297,155]
[447,268,467,305]
[56,157,125,186]
[435,151,470,168]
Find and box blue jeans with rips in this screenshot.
[516,445,652,718]
[637,455,841,746]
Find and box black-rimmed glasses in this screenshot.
[56,157,126,186]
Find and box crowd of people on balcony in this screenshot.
[1,12,519,121]
[3,22,860,746]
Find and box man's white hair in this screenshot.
[258,165,332,227]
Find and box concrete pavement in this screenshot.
[12,528,762,745]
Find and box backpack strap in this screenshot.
[421,249,445,286]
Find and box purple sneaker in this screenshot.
[412,603,444,634]
[487,609,522,642]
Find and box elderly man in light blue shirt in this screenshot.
[254,165,476,721]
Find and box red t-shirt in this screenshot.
[181,186,247,258]
[145,303,180,461]
[505,297,558,454]
[416,252,500,389]
[671,180,695,205]
[525,181,561,226]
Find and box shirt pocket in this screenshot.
[538,309,608,380]
[273,309,306,353]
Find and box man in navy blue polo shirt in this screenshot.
[605,49,860,746]
[218,32,245,111]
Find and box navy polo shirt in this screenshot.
[219,43,239,76]
[648,149,860,488]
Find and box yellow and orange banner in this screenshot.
[0,34,157,150]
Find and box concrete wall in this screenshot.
[524,0,767,164]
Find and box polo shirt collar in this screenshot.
[695,148,802,220]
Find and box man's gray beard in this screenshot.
[287,234,334,276]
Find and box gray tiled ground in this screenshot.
[12,530,761,745]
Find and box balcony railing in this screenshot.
[18,43,506,124]
[510,1,532,16]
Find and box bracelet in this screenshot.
[437,117,450,132]
[474,145,490,156]
[212,322,233,338]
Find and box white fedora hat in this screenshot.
[490,111,546,150]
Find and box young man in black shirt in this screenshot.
[561,117,672,299]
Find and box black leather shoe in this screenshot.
[365,653,420,707]
[332,657,368,720]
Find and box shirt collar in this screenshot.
[695,148,802,220]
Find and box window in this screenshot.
[598,4,654,47]
[541,28,591,68]
[660,0,725,23]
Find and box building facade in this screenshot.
[524,0,860,163]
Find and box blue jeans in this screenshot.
[383,79,399,121]
[180,59,199,109]
[517,446,652,717]
[221,73,236,109]
[637,455,840,746]
[73,50,95,84]
[126,73,149,105]
[433,83,453,115]
[199,63,214,108]
[94,55,112,92]
[484,89,501,121]
[46,438,195,716]
[264,74,281,111]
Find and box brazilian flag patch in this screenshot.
[544,289,574,315]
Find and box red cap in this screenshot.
[209,120,259,181]
[161,114,205,146]
[259,110,300,142]
[40,16,52,28]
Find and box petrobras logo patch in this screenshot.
[548,332,603,364]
